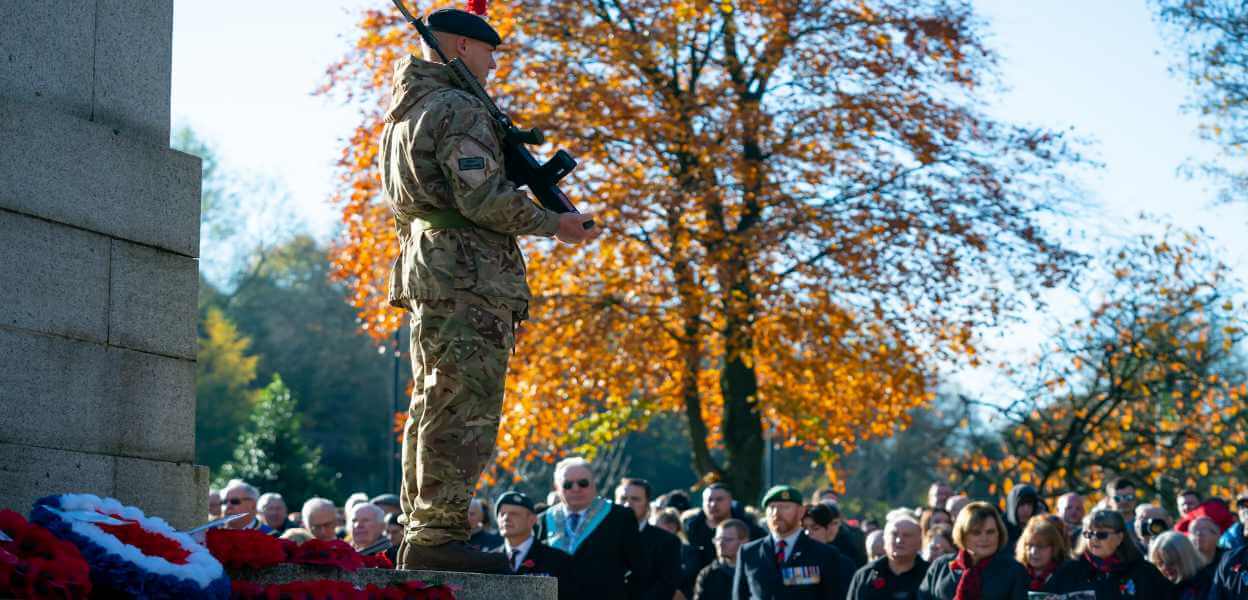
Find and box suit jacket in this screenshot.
[918,552,1029,600]
[537,501,648,600]
[492,539,574,600]
[733,531,855,599]
[628,524,683,600]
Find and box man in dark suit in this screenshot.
[537,456,649,600]
[685,483,767,574]
[616,478,683,599]
[733,485,855,599]
[491,491,573,599]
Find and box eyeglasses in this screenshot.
[1082,530,1118,540]
[1112,494,1133,503]
[221,497,252,506]
[562,478,592,491]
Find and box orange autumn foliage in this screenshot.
[320,0,1085,499]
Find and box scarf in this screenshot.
[952,549,992,600]
[1027,561,1058,591]
[1083,551,1123,576]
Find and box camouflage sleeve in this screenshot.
[435,95,561,237]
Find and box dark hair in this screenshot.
[706,482,732,496]
[1108,478,1136,493]
[1079,509,1142,563]
[919,507,953,534]
[804,503,837,527]
[1179,488,1202,502]
[659,490,692,513]
[619,478,653,502]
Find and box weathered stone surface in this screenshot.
[109,240,198,359]
[113,456,206,530]
[0,209,110,342]
[0,328,195,463]
[94,0,173,144]
[0,99,202,257]
[232,564,559,600]
[0,442,115,516]
[0,1,95,121]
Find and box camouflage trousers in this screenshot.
[399,298,514,547]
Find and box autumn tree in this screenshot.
[322,0,1086,501]
[196,307,261,469]
[1153,0,1248,203]
[942,229,1248,505]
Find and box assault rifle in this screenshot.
[391,0,594,230]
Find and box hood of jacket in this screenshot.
[384,55,459,124]
[1006,484,1043,527]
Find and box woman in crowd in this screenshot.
[1046,509,1172,600]
[919,507,954,536]
[1148,531,1213,600]
[1015,515,1070,591]
[924,524,956,562]
[918,501,1029,600]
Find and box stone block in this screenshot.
[112,345,196,462]
[113,456,206,530]
[109,240,198,359]
[0,99,202,257]
[0,209,110,342]
[0,329,195,463]
[234,564,559,600]
[0,442,115,516]
[0,1,96,121]
[94,0,173,144]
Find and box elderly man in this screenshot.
[536,457,647,600]
[302,497,339,542]
[616,478,682,600]
[684,482,766,574]
[208,489,223,521]
[493,491,572,598]
[847,517,928,600]
[1134,504,1172,553]
[221,480,272,533]
[734,485,855,599]
[865,530,885,562]
[693,518,749,600]
[350,502,387,552]
[1056,492,1085,546]
[258,493,289,534]
[944,495,970,521]
[371,494,402,517]
[467,498,503,550]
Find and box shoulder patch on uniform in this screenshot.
[458,157,486,171]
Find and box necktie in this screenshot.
[568,512,581,536]
[509,549,519,571]
[775,539,787,567]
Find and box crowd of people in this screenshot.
[207,467,1248,599]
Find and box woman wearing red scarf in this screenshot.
[1014,516,1070,591]
[1045,509,1172,600]
[918,501,1029,600]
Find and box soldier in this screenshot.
[734,485,857,599]
[379,7,599,572]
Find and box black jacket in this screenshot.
[918,551,1029,600]
[1044,553,1172,600]
[732,531,856,599]
[681,539,704,598]
[627,524,683,600]
[694,560,736,600]
[1004,485,1042,553]
[537,502,648,600]
[469,528,503,551]
[491,539,574,599]
[686,507,768,573]
[847,556,929,600]
[833,525,869,569]
[1209,544,1248,600]
[1174,558,1215,600]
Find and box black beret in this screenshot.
[495,491,535,516]
[426,8,502,47]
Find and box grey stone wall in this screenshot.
[234,565,559,600]
[0,1,207,529]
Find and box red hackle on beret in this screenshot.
[467,0,487,16]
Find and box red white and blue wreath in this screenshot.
[30,494,229,599]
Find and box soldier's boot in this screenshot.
[396,540,509,574]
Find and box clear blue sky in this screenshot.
[172,1,1246,388]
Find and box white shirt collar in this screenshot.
[771,529,802,562]
[504,535,535,568]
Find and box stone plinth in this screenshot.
[0,1,204,529]
[231,565,558,600]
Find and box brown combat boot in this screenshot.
[396,540,509,574]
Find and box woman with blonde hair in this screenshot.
[918,501,1029,600]
[1015,515,1070,591]
[1149,531,1212,600]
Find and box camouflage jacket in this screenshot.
[379,55,560,317]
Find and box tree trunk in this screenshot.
[719,257,764,503]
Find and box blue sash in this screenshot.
[544,497,612,556]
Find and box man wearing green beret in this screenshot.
[380,7,600,573]
[733,485,857,599]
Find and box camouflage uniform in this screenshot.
[379,55,560,548]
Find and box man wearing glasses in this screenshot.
[537,457,648,600]
[221,479,274,534]
[1106,478,1142,549]
[302,497,339,542]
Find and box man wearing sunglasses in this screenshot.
[1218,493,1248,551]
[221,479,274,534]
[537,457,648,600]
[1106,478,1143,550]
